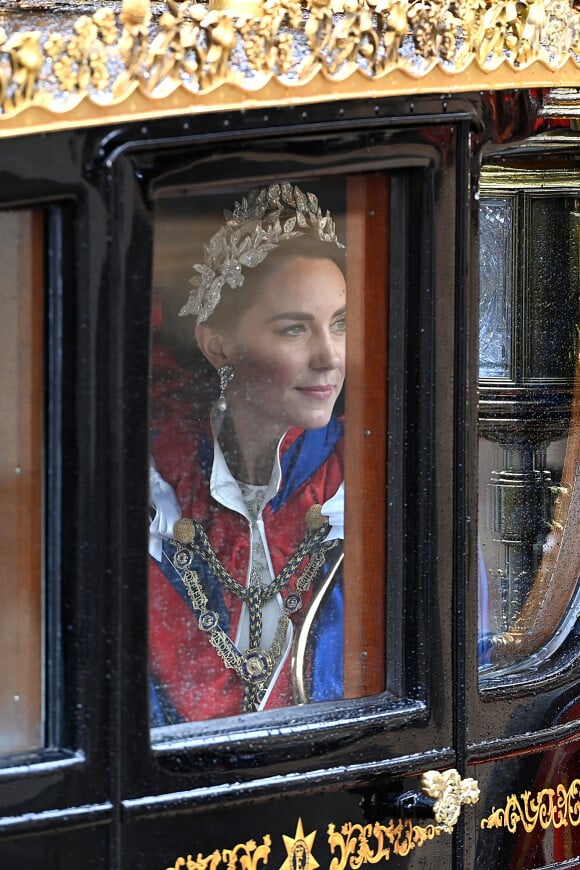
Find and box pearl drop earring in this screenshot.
[215,364,234,412]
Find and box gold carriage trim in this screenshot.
[327,819,445,867]
[164,774,479,870]
[166,835,272,870]
[328,770,480,867]
[480,779,580,834]
[0,0,579,136]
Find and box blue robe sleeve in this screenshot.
[310,578,344,702]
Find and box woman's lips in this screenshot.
[296,385,335,400]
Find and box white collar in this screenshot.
[209,409,283,519]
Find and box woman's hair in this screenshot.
[179,183,344,324]
[204,234,346,333]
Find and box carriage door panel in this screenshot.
[0,133,115,867]
[470,154,580,868]
[106,111,474,869]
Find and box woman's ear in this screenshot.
[195,323,231,369]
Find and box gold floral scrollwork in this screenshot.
[223,836,272,870]
[421,768,481,834]
[327,771,479,868]
[327,819,444,869]
[167,836,272,870]
[480,779,580,834]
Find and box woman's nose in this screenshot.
[311,330,341,370]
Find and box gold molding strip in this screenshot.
[0,0,579,137]
[480,779,580,833]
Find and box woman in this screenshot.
[149,183,346,724]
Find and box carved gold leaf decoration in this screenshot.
[0,0,578,132]
[422,768,480,834]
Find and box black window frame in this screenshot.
[0,130,114,841]
[105,106,473,803]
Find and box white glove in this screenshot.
[149,456,182,560]
[322,482,344,542]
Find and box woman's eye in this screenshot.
[332,317,346,332]
[280,323,305,336]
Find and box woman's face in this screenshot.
[220,256,346,439]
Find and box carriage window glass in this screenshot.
[478,169,580,681]
[148,176,389,729]
[0,209,44,754]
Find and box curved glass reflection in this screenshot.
[478,170,580,679]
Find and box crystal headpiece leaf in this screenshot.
[179,182,344,323]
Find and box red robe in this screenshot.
[149,413,344,723]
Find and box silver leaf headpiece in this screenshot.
[179,182,344,323]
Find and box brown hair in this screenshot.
[204,235,346,333]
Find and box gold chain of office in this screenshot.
[169,512,332,711]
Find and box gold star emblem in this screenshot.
[279,818,319,870]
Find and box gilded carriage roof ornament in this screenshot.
[0,0,579,135]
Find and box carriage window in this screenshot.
[478,169,580,680]
[0,209,44,754]
[148,176,389,728]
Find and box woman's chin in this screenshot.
[292,407,335,431]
